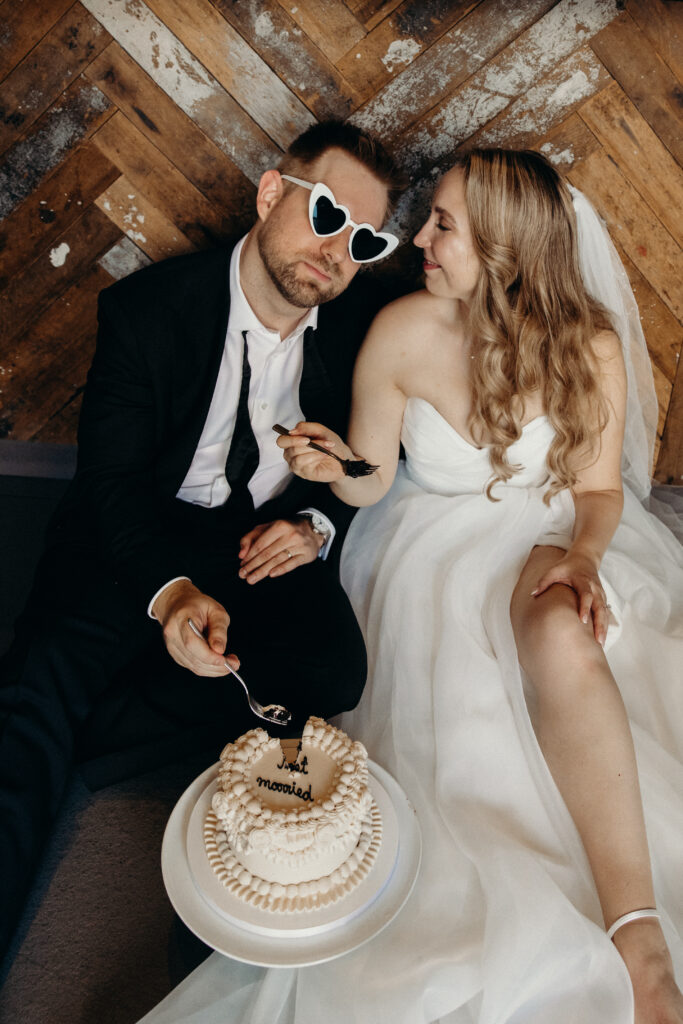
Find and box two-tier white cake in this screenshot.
[204,717,382,913]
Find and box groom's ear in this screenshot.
[256,170,285,223]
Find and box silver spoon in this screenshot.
[187,618,291,727]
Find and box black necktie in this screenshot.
[225,331,259,517]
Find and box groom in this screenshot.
[0,120,402,961]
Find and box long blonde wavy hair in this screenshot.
[457,148,612,500]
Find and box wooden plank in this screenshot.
[97,236,151,281]
[144,0,314,148]
[655,351,683,484]
[352,0,555,141]
[91,111,233,250]
[462,46,611,153]
[618,246,682,384]
[278,0,366,63]
[625,0,683,83]
[537,112,601,174]
[0,264,109,440]
[343,0,404,33]
[338,0,477,103]
[580,81,683,249]
[0,75,112,221]
[0,204,121,350]
[651,359,672,440]
[214,0,360,120]
[80,0,281,183]
[95,174,196,262]
[32,392,83,443]
[395,0,620,178]
[568,147,682,322]
[0,140,119,288]
[590,11,683,166]
[0,0,74,83]
[0,2,111,156]
[1,267,102,386]
[85,42,256,224]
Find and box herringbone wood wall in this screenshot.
[0,0,681,480]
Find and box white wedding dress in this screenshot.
[139,396,683,1024]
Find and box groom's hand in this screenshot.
[238,518,323,584]
[152,579,240,675]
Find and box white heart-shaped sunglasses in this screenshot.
[281,174,399,264]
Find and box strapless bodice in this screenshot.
[400,396,555,496]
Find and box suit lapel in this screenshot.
[167,250,234,492]
[299,325,334,423]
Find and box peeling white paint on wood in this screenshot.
[234,0,352,119]
[144,0,313,147]
[49,242,71,267]
[79,0,280,182]
[381,38,420,72]
[473,48,608,149]
[0,82,110,220]
[119,198,145,227]
[80,0,214,105]
[255,11,277,39]
[397,0,620,173]
[541,142,576,166]
[352,0,555,140]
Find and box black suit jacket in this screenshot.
[50,245,386,605]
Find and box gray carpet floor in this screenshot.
[0,759,212,1024]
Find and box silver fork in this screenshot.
[187,618,291,727]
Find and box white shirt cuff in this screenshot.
[147,576,192,619]
[298,508,335,560]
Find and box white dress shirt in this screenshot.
[177,236,320,509]
[148,237,335,617]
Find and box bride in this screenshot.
[278,148,683,1023]
[140,150,683,1024]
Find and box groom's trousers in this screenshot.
[0,496,366,964]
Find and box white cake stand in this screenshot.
[161,760,421,967]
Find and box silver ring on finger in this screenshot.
[285,548,293,559]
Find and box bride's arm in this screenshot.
[280,299,411,507]
[532,330,627,645]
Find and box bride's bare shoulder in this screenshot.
[375,288,436,321]
[362,289,438,348]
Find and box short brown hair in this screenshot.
[279,120,404,215]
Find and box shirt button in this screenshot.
[260,401,269,410]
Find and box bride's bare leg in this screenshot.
[511,545,683,1024]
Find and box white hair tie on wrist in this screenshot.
[607,908,660,941]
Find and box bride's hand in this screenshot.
[277,421,351,482]
[531,550,610,646]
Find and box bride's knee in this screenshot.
[512,587,602,682]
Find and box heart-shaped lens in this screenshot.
[350,228,389,262]
[312,194,348,236]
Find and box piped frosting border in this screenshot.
[204,801,382,913]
